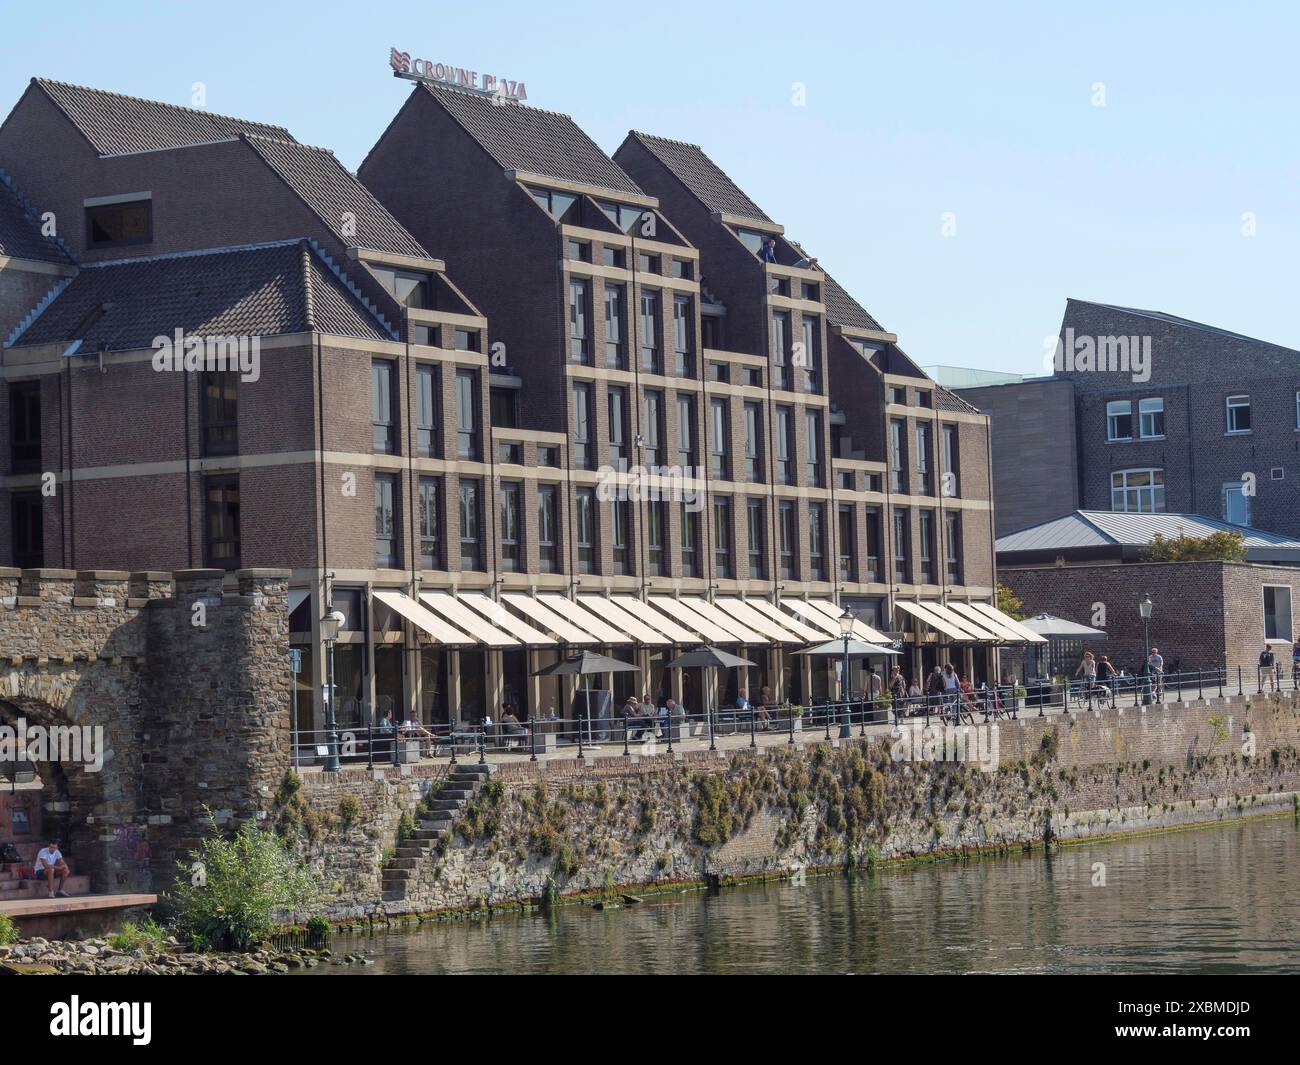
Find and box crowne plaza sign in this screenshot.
[390,47,527,102]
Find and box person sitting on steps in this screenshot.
[34,837,71,899]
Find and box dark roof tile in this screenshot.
[624,132,771,222]
[822,271,884,333]
[0,171,74,265]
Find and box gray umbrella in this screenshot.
[532,651,641,750]
[795,639,901,657]
[1019,614,1108,639]
[664,646,756,752]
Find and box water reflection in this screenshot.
[299,818,1300,975]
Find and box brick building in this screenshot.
[1,76,1023,749]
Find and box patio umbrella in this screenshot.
[664,646,756,751]
[795,639,901,658]
[532,650,641,749]
[1019,614,1107,638]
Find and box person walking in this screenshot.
[1259,646,1277,692]
[1147,646,1165,700]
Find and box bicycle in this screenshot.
[1069,681,1113,710]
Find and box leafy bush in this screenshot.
[338,794,361,828]
[0,913,17,946]
[171,811,318,953]
[107,917,168,952]
[397,811,416,842]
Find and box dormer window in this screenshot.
[598,201,644,234]
[734,228,764,255]
[85,195,152,249]
[372,266,432,309]
[529,186,580,224]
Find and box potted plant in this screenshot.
[789,704,804,732]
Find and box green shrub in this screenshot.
[0,913,17,946]
[107,917,168,952]
[397,811,416,842]
[338,794,361,828]
[171,810,318,953]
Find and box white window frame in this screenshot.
[1138,396,1165,439]
[1110,468,1165,513]
[1226,394,1251,435]
[1222,481,1251,526]
[1106,400,1132,441]
[1263,585,1294,643]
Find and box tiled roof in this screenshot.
[935,385,980,414]
[244,135,430,259]
[822,271,884,333]
[623,132,771,222]
[6,239,394,351]
[32,78,295,155]
[1068,299,1285,349]
[421,83,642,195]
[0,171,73,264]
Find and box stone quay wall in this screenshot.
[291,692,1300,923]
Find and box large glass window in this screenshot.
[576,487,596,573]
[778,501,796,580]
[643,390,664,466]
[204,474,240,570]
[1139,397,1165,439]
[459,479,482,570]
[372,359,397,454]
[676,394,697,469]
[647,500,665,576]
[710,398,730,479]
[713,496,732,578]
[500,481,522,571]
[372,266,432,308]
[944,512,961,585]
[1106,400,1133,442]
[417,364,439,457]
[455,369,479,460]
[530,186,580,224]
[85,198,151,248]
[640,290,661,372]
[1223,481,1250,525]
[800,314,822,393]
[918,510,935,584]
[673,295,694,377]
[374,473,398,568]
[201,371,238,457]
[941,423,959,497]
[889,419,907,492]
[915,422,932,495]
[538,485,559,573]
[1264,586,1293,642]
[865,507,882,582]
[604,283,626,368]
[8,381,41,473]
[1111,468,1166,512]
[572,383,593,469]
[771,311,791,389]
[418,476,440,569]
[681,503,701,577]
[806,409,823,487]
[838,504,856,582]
[10,491,43,568]
[608,385,629,465]
[776,405,794,485]
[747,499,767,580]
[569,278,591,363]
[612,498,632,574]
[743,401,763,482]
[1226,394,1251,434]
[808,502,826,580]
[893,508,910,583]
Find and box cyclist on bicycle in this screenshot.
[1074,651,1105,705]
[1148,647,1165,700]
[1096,655,1117,705]
[1292,640,1300,687]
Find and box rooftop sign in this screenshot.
[389,48,527,103]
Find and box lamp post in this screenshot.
[320,606,346,771]
[1139,594,1154,706]
[839,611,854,739]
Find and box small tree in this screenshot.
[1147,531,1246,562]
[996,581,1027,620]
[171,809,318,952]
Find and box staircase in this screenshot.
[381,762,494,902]
[1,843,91,902]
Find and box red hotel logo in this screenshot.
[389,47,527,102]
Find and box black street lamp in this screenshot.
[320,606,346,771]
[839,611,855,739]
[1139,594,1154,706]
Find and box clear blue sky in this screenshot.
[4,0,1296,374]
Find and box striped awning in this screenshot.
[373,589,473,644]
[963,601,1049,643]
[896,600,996,643]
[500,593,601,645]
[801,599,891,644]
[456,592,556,645]
[716,597,809,643]
[681,596,768,644]
[649,595,736,643]
[744,598,828,642]
[536,594,632,645]
[613,595,700,644]
[420,591,520,647]
[578,595,673,645]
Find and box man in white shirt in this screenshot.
[34,838,70,899]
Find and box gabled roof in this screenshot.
[420,83,641,195]
[822,270,884,333]
[6,238,396,351]
[622,132,771,222]
[0,170,74,265]
[1066,298,1293,351]
[243,134,430,259]
[997,510,1300,563]
[30,78,295,156]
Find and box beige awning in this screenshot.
[896,600,993,643]
[373,589,473,644]
[420,591,520,647]
[578,595,672,645]
[537,594,632,645]
[802,598,891,643]
[500,593,601,645]
[926,603,1002,641]
[457,592,556,645]
[682,597,769,644]
[745,598,828,642]
[949,602,1023,643]
[649,595,736,643]
[613,594,700,644]
[964,601,1049,644]
[779,598,840,638]
[716,597,807,643]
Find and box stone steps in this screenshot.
[0,875,91,898]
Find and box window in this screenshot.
[204,475,241,570]
[608,385,629,465]
[201,371,238,456]
[1263,586,1293,642]
[500,482,523,571]
[888,386,907,405]
[459,479,482,570]
[838,505,856,582]
[612,499,632,574]
[538,486,559,573]
[865,507,882,582]
[708,361,730,383]
[806,409,823,487]
[673,295,694,376]
[915,423,932,495]
[747,499,767,580]
[11,490,43,568]
[602,246,625,268]
[572,383,593,469]
[801,281,819,301]
[490,387,517,429]
[638,252,660,275]
[941,424,959,497]
[418,477,441,569]
[647,500,666,576]
[918,510,935,584]
[1139,397,1165,439]
[1226,394,1251,434]
[778,501,797,579]
[1296,391,1300,430]
[671,258,693,279]
[640,290,661,372]
[743,402,763,481]
[643,390,664,466]
[604,283,626,368]
[710,398,730,479]
[576,487,596,573]
[85,197,151,248]
[681,504,701,577]
[372,359,397,454]
[538,446,560,467]
[8,381,40,472]
[455,370,479,460]
[945,512,962,585]
[373,266,432,308]
[1106,400,1132,441]
[1111,468,1165,513]
[735,228,764,255]
[1223,481,1251,526]
[676,394,697,469]
[417,365,439,457]
[598,201,643,233]
[569,278,591,363]
[412,324,438,346]
[889,419,907,492]
[566,239,590,262]
[713,496,733,578]
[893,508,910,583]
[374,473,399,568]
[744,366,763,387]
[771,311,791,389]
[776,405,794,485]
[701,314,722,350]
[530,186,580,224]
[808,502,826,580]
[800,315,822,393]
[454,328,479,352]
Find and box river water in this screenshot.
[300,816,1300,975]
